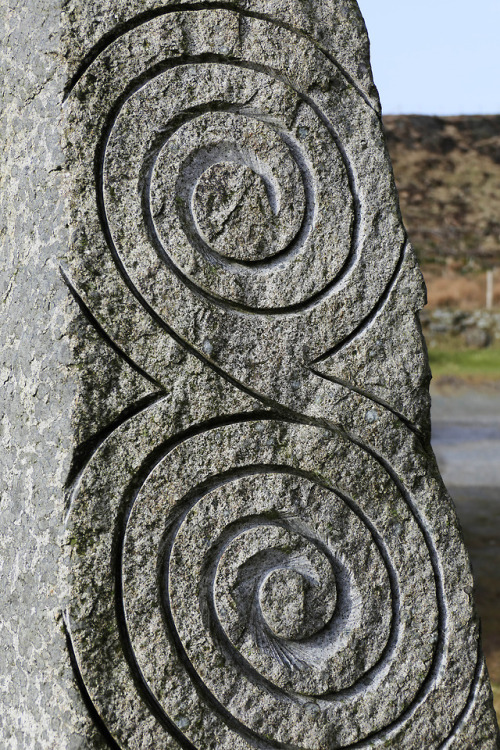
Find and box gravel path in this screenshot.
[432,385,500,488]
[430,382,500,716]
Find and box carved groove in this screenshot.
[63,613,122,750]
[63,2,379,115]
[310,367,424,439]
[310,237,408,364]
[109,415,450,748]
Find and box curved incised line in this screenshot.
[308,238,431,443]
[64,391,166,521]
[159,472,400,704]
[63,3,379,116]
[63,612,122,750]
[438,653,483,750]
[340,430,449,750]
[110,413,451,750]
[60,265,163,389]
[310,368,424,440]
[311,236,408,365]
[171,133,316,271]
[98,54,362,316]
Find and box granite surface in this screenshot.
[2,0,499,747]
[0,1,104,747]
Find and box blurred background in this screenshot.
[358,0,500,720]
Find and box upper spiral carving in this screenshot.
[65,5,409,397]
[107,67,352,312]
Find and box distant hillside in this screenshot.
[383,115,500,269]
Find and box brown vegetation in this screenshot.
[384,115,500,310]
[424,266,500,309]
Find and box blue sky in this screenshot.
[357,0,500,115]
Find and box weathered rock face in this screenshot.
[0,1,101,747]
[2,0,499,748]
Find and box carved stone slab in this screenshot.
[4,0,499,748]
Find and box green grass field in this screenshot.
[429,345,500,380]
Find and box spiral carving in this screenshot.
[63,5,490,750]
[65,4,414,404]
[104,65,352,313]
[70,415,449,749]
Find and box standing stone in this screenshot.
[2,0,499,748]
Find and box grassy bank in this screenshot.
[429,345,500,380]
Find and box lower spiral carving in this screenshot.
[66,413,478,749]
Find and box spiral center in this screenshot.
[260,567,336,640]
[193,160,281,262]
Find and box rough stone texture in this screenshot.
[2,0,499,748]
[0,1,105,747]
